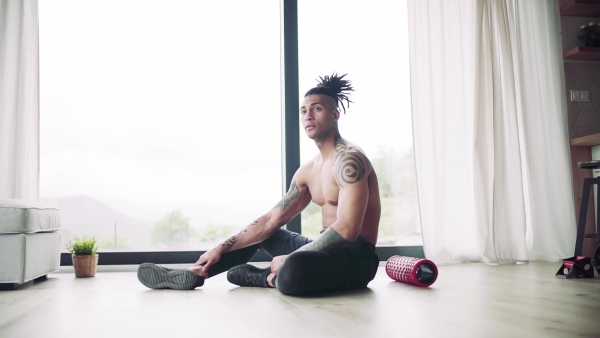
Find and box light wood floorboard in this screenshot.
[1,262,599,338]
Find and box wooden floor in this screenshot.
[1,262,599,338]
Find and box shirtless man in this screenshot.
[138,73,381,295]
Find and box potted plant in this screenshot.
[578,21,600,47]
[66,235,99,278]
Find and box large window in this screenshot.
[298,0,420,246]
[39,0,282,252]
[39,0,421,260]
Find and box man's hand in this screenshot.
[190,248,222,278]
[270,255,288,275]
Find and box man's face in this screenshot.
[300,94,339,140]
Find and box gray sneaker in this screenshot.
[137,263,204,290]
[227,264,271,287]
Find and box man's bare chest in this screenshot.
[307,160,339,207]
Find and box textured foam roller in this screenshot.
[385,255,438,287]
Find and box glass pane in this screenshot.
[298,0,421,246]
[39,0,282,251]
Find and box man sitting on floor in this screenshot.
[137,73,381,296]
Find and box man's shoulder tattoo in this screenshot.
[335,152,367,185]
[334,148,368,186]
[334,136,348,154]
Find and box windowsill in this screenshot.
[57,261,391,274]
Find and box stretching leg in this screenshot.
[259,228,312,257]
[275,238,379,295]
[203,244,259,277]
[138,242,260,290]
[275,251,348,295]
[205,228,310,278]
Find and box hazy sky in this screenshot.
[38,0,412,231]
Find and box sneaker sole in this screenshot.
[137,263,198,290]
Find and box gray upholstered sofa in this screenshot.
[0,198,61,289]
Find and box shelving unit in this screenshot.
[561,1,600,61]
[560,0,600,17]
[564,46,600,61]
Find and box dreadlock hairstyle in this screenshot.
[304,72,354,114]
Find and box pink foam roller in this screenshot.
[385,255,438,287]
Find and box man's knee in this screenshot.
[274,252,311,295]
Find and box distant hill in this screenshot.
[40,195,153,250]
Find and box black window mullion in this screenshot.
[281,0,301,234]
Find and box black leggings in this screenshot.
[276,239,379,296]
[204,229,311,278]
[205,229,379,296]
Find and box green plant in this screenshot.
[578,21,600,44]
[66,235,98,256]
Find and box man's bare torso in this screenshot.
[298,140,381,246]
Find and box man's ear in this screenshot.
[333,109,341,122]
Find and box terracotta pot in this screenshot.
[72,254,98,278]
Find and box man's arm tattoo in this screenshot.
[222,235,237,252]
[279,180,299,210]
[298,227,350,252]
[335,153,367,186]
[220,229,247,252]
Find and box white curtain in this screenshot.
[0,0,40,200]
[409,0,575,264]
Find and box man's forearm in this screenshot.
[215,216,272,254]
[219,229,248,253]
[297,227,350,252]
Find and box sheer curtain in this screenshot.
[409,0,575,265]
[0,0,39,200]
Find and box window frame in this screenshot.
[58,0,423,266]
